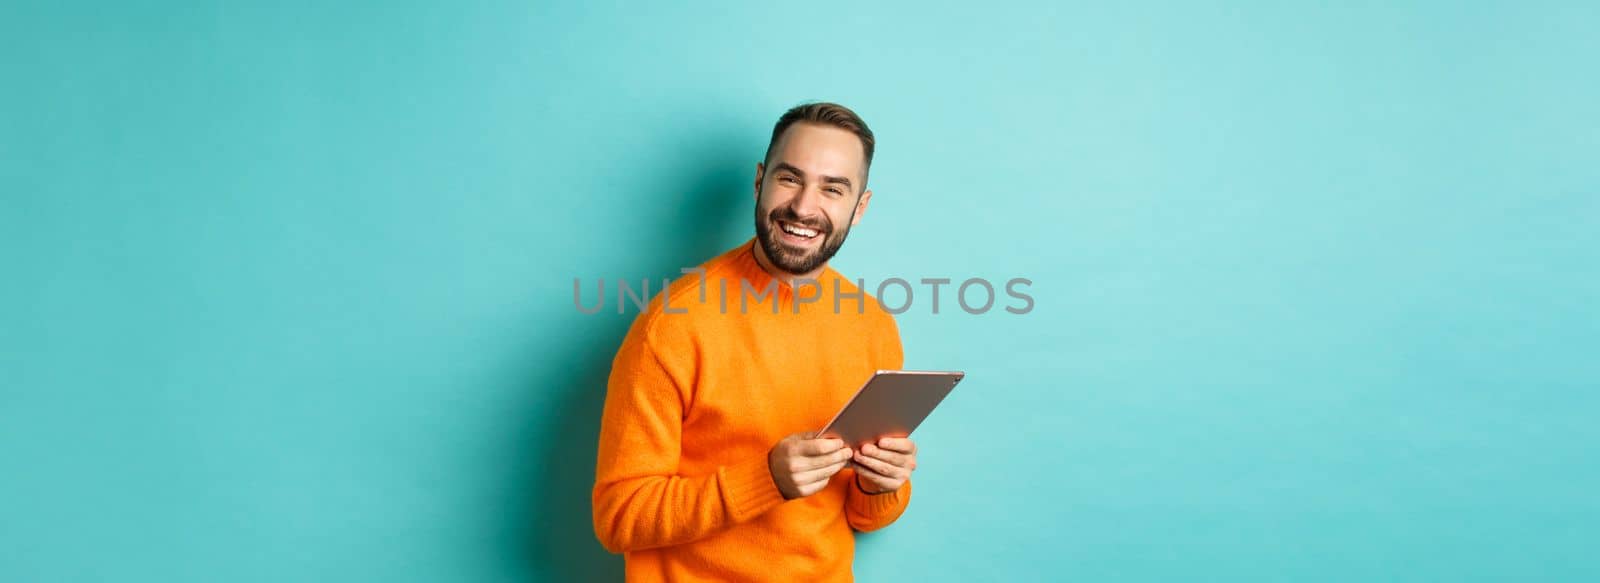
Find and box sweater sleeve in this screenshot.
[845,312,913,532]
[591,317,787,554]
[845,471,912,532]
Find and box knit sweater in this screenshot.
[592,237,911,582]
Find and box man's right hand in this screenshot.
[768,432,853,500]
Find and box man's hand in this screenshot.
[852,437,917,494]
[768,432,853,500]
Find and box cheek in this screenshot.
[757,187,791,212]
[828,206,853,229]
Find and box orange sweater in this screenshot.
[592,238,911,582]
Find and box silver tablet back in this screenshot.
[818,370,965,449]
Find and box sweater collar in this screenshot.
[726,237,840,307]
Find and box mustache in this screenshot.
[768,208,831,234]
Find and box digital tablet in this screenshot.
[817,370,965,449]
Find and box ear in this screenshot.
[753,162,766,201]
[850,188,872,226]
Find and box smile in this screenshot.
[778,220,821,240]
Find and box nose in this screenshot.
[784,183,825,220]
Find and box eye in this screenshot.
[779,176,800,185]
[825,187,843,196]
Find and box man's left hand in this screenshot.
[852,437,916,494]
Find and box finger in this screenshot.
[792,447,853,472]
[855,463,891,483]
[792,459,848,484]
[797,437,847,456]
[860,444,911,468]
[876,437,916,454]
[852,450,905,479]
[853,464,896,490]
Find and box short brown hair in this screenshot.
[763,102,876,186]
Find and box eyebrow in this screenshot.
[774,161,854,191]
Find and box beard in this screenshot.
[754,191,855,276]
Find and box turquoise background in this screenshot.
[4,1,1597,581]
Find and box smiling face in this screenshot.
[753,122,873,279]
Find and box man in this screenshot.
[592,102,916,582]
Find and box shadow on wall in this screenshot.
[504,127,754,580]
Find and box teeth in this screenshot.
[781,222,818,238]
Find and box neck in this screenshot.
[751,239,826,283]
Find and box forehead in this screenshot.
[769,123,866,178]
